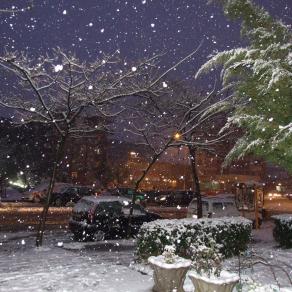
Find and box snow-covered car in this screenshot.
[69,196,161,241]
[24,182,72,203]
[50,186,94,207]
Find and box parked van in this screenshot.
[187,193,262,226]
[187,194,240,219]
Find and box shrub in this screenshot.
[136,217,252,261]
[190,237,223,277]
[272,214,292,248]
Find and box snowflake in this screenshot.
[54,64,63,72]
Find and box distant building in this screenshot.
[105,141,265,192]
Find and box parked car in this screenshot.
[69,196,161,241]
[0,187,23,202]
[24,182,72,203]
[50,186,95,206]
[156,190,195,207]
[143,190,163,205]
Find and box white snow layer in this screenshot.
[0,221,292,291]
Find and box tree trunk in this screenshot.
[188,146,202,218]
[35,135,66,247]
[126,163,154,238]
[126,151,164,238]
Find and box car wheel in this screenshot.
[55,197,63,207]
[92,230,105,241]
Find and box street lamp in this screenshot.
[174,132,181,140]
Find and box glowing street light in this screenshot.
[174,132,181,140]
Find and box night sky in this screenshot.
[0,0,291,89]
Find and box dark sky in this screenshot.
[0,0,291,88]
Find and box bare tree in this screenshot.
[122,97,178,236]
[167,85,232,218]
[0,47,200,245]
[124,82,232,222]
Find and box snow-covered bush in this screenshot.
[190,237,223,277]
[272,214,292,248]
[136,217,252,261]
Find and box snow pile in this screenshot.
[148,255,191,269]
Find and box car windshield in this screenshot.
[224,202,235,208]
[213,202,224,211]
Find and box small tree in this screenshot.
[122,96,179,236]
[166,84,231,217]
[124,82,231,220]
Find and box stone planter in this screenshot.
[188,270,239,292]
[148,255,191,292]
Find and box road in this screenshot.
[263,196,292,217]
[1,197,292,231]
[0,202,71,231]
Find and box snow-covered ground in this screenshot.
[0,221,291,291]
[0,230,152,292]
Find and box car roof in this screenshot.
[80,195,131,204]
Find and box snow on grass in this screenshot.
[0,231,150,292]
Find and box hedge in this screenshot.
[272,214,292,248]
[136,217,252,261]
